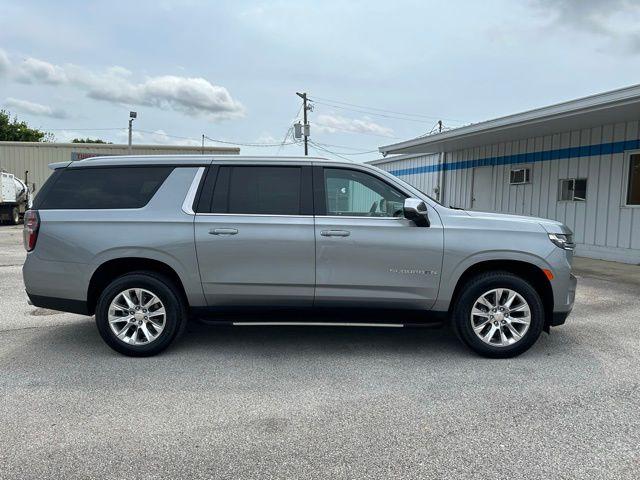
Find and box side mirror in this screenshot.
[403,198,430,227]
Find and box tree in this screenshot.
[0,110,53,142]
[71,138,111,144]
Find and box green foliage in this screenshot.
[71,138,112,144]
[0,110,53,142]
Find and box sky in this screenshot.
[1,0,640,162]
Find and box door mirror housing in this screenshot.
[403,198,430,227]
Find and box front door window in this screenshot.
[324,168,407,217]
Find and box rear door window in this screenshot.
[211,166,307,215]
[38,166,173,209]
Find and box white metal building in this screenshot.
[0,142,239,194]
[372,84,640,264]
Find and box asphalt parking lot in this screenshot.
[1,224,639,479]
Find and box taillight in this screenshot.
[23,210,40,252]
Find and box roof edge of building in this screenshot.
[379,82,640,155]
[367,151,440,165]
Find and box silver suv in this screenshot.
[22,156,577,357]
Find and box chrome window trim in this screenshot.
[193,213,403,220]
[181,167,205,215]
[317,215,403,220]
[195,213,313,218]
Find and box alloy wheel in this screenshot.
[107,288,166,345]
[470,288,531,347]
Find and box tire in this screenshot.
[95,271,187,356]
[452,271,545,358]
[10,206,20,225]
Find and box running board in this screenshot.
[232,322,404,328]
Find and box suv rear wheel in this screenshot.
[95,272,186,356]
[453,271,545,358]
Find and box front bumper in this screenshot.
[550,310,571,327]
[550,273,577,327]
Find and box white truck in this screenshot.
[0,170,31,224]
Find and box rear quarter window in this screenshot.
[38,166,173,210]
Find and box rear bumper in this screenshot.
[27,292,90,316]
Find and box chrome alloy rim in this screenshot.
[108,288,166,345]
[470,288,531,347]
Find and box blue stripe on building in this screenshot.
[388,138,640,177]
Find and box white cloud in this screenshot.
[315,114,394,137]
[85,75,244,120]
[16,57,67,84]
[5,53,244,121]
[0,49,9,76]
[4,97,69,119]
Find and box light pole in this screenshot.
[128,111,137,153]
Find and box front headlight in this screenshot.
[548,233,575,250]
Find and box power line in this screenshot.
[43,127,126,132]
[277,126,293,154]
[136,129,201,142]
[311,141,378,155]
[314,122,402,139]
[308,140,352,161]
[42,125,302,148]
[136,129,298,147]
[203,134,297,147]
[278,103,304,154]
[309,95,467,124]
[311,99,436,125]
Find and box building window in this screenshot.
[559,178,587,202]
[509,168,530,185]
[627,154,640,205]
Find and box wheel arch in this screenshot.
[87,257,189,315]
[449,259,554,327]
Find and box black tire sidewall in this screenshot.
[454,272,545,358]
[95,273,184,356]
[12,207,20,225]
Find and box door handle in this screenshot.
[321,230,351,237]
[210,228,238,236]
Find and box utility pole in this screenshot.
[128,111,137,153]
[296,92,310,155]
[202,134,205,155]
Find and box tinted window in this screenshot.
[324,168,407,217]
[214,166,302,215]
[628,154,640,205]
[39,167,173,210]
[31,169,62,209]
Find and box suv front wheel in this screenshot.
[95,272,186,356]
[453,271,545,358]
